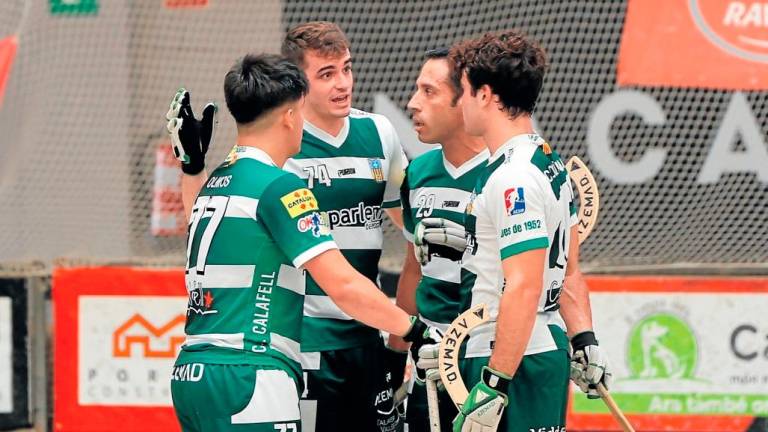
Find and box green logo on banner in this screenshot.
[50,0,99,16]
[627,313,697,380]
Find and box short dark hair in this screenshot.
[223,53,308,125]
[423,47,461,106]
[281,21,350,68]
[450,30,548,117]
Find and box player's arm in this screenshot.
[388,242,421,351]
[304,250,412,337]
[260,174,439,359]
[165,88,217,220]
[393,173,420,321]
[385,208,404,230]
[560,223,613,398]
[182,172,208,221]
[559,224,592,336]
[489,248,546,374]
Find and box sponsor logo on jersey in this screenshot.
[504,187,526,215]
[187,286,218,316]
[442,200,460,208]
[326,202,383,230]
[297,212,329,237]
[337,167,356,176]
[368,158,385,182]
[280,188,318,218]
[171,363,205,382]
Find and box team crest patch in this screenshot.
[223,146,239,166]
[368,158,384,183]
[280,188,318,218]
[297,212,330,237]
[504,187,526,215]
[466,192,476,215]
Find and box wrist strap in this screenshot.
[403,316,426,343]
[481,366,511,392]
[571,330,598,351]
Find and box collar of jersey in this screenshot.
[303,117,350,148]
[489,133,544,164]
[234,146,278,166]
[442,148,490,179]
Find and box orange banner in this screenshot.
[618,0,768,90]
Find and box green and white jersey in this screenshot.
[178,146,337,379]
[461,134,577,358]
[401,147,489,331]
[283,109,407,351]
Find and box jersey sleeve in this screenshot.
[486,168,549,260]
[258,173,337,268]
[372,114,408,208]
[400,169,415,243]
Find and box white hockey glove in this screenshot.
[453,366,509,432]
[414,218,467,265]
[570,330,613,399]
[166,88,217,175]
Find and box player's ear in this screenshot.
[479,84,492,107]
[281,106,295,130]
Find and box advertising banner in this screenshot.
[0,278,29,430]
[569,276,768,431]
[618,0,768,90]
[53,267,186,431]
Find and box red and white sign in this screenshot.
[618,0,768,90]
[54,267,186,431]
[152,140,186,236]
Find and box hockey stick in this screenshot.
[437,156,635,432]
[598,384,635,432]
[566,156,599,244]
[426,377,441,432]
[567,157,634,432]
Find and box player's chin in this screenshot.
[328,104,351,118]
[416,128,438,144]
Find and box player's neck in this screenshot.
[442,133,486,167]
[236,131,292,168]
[303,109,346,137]
[482,114,535,156]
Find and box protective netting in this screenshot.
[0,1,766,274]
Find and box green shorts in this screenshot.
[459,325,570,432]
[300,339,401,432]
[171,363,302,432]
[405,379,457,432]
